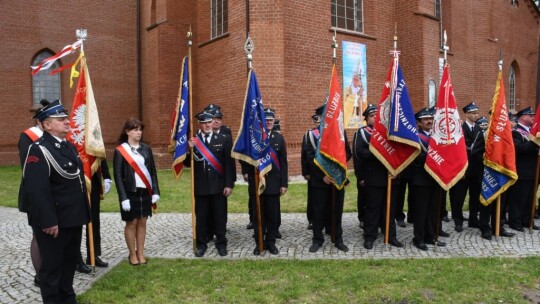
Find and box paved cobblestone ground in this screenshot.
[1,206,539,303]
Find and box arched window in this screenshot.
[508,65,516,110]
[428,80,437,108]
[31,50,61,105]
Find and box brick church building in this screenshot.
[1,0,539,175]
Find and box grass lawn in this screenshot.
[78,257,540,303]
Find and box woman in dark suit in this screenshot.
[113,118,160,265]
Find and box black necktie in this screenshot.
[205,134,210,145]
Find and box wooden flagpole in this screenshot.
[254,169,264,254]
[187,28,197,253]
[384,174,391,244]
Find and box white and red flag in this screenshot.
[425,64,468,190]
[31,40,82,75]
[67,57,106,191]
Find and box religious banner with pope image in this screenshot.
[342,41,367,129]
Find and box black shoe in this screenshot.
[195,248,206,258]
[363,240,373,250]
[396,219,406,228]
[413,241,428,251]
[76,262,92,274]
[309,243,321,253]
[87,257,109,268]
[481,232,493,240]
[439,230,450,237]
[335,243,349,252]
[359,221,364,229]
[425,239,446,247]
[501,218,508,225]
[246,222,254,230]
[500,230,515,237]
[324,228,331,235]
[307,222,313,230]
[442,216,450,223]
[253,247,261,255]
[275,231,282,239]
[267,244,279,255]
[455,225,463,232]
[510,225,525,232]
[34,274,39,286]
[389,239,404,248]
[217,248,227,257]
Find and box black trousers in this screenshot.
[363,185,397,242]
[34,226,82,304]
[306,181,314,223]
[253,194,280,246]
[311,186,344,245]
[86,187,102,260]
[450,174,482,225]
[412,185,437,244]
[357,182,367,222]
[479,202,507,234]
[195,194,227,250]
[508,179,535,228]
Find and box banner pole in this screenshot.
[254,168,264,254]
[495,196,501,237]
[187,28,197,253]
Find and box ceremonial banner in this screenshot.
[67,57,106,191]
[342,41,368,129]
[369,57,420,176]
[529,105,540,146]
[168,56,190,179]
[314,64,348,189]
[480,71,518,205]
[425,64,468,190]
[232,70,272,191]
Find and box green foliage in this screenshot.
[78,257,540,303]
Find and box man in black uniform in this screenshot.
[508,107,540,232]
[411,108,446,251]
[84,160,112,267]
[354,104,404,249]
[185,111,235,257]
[303,106,352,253]
[449,102,483,232]
[22,100,91,303]
[205,104,232,137]
[478,116,516,239]
[352,105,376,230]
[301,107,323,230]
[251,108,288,255]
[18,99,48,286]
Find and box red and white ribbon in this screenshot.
[31,40,82,75]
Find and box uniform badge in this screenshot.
[26,156,39,164]
[55,143,61,148]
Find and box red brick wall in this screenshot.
[1,0,539,177]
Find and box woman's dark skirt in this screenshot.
[120,188,152,222]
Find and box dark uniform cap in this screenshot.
[463,102,479,113]
[428,106,436,115]
[204,104,221,114]
[415,107,434,120]
[475,116,488,126]
[264,108,275,120]
[212,108,223,118]
[362,104,377,118]
[516,107,535,117]
[195,111,214,123]
[33,99,68,121]
[315,105,325,116]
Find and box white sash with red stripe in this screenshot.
[24,126,43,142]
[116,143,153,195]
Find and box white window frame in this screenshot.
[211,0,228,39]
[32,50,61,105]
[331,0,364,33]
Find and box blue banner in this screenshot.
[231,70,272,191]
[480,167,512,203]
[387,65,420,148]
[169,56,190,179]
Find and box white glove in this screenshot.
[152,194,160,204]
[121,200,131,212]
[104,179,112,194]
